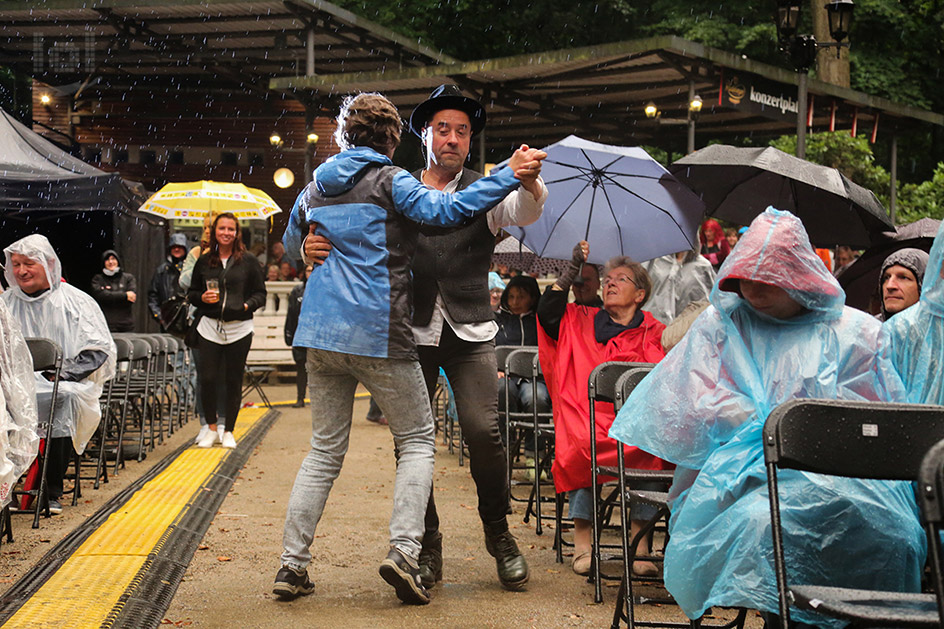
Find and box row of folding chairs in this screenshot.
[1,333,196,543]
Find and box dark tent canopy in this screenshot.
[0,107,145,214]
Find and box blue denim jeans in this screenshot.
[568,485,659,522]
[281,348,436,570]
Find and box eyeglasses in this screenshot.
[602,274,638,289]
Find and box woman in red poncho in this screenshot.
[699,219,730,270]
[536,241,671,577]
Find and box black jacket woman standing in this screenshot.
[91,249,137,332]
[188,212,266,448]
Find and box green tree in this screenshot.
[898,163,944,223]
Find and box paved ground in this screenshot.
[0,384,762,628]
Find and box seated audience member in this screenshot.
[699,219,730,270]
[266,264,280,282]
[1,235,116,515]
[279,260,298,281]
[833,245,857,277]
[571,264,602,307]
[724,227,739,250]
[91,249,137,332]
[609,208,924,626]
[496,276,549,415]
[883,224,944,404]
[537,241,669,577]
[488,272,506,313]
[643,249,715,325]
[877,248,928,321]
[0,299,40,508]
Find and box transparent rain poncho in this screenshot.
[1,235,116,454]
[884,220,944,404]
[0,300,39,507]
[643,250,716,325]
[609,208,925,624]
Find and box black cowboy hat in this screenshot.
[408,84,486,137]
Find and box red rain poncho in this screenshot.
[538,304,669,494]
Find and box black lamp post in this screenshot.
[775,0,854,158]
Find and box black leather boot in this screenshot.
[482,518,529,590]
[418,530,443,588]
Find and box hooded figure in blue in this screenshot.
[609,208,924,625]
[884,220,944,404]
[275,92,546,604]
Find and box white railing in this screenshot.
[261,280,298,315]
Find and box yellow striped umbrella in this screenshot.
[137,180,282,220]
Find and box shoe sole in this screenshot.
[272,581,314,599]
[379,559,430,605]
[500,571,530,591]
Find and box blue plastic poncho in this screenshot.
[883,220,944,403]
[609,208,925,624]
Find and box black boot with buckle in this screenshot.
[482,518,529,590]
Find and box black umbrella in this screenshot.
[671,145,893,248]
[839,218,941,313]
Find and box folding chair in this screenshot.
[765,398,944,628]
[12,338,63,529]
[918,438,944,625]
[502,347,540,505]
[115,336,154,464]
[242,366,273,408]
[588,361,657,603]
[522,353,555,535]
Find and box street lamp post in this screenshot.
[775,0,854,159]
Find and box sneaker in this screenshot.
[197,429,219,448]
[217,424,225,441]
[272,566,315,599]
[47,498,63,515]
[221,431,237,449]
[379,548,430,605]
[195,425,210,445]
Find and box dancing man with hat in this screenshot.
[305,84,547,590]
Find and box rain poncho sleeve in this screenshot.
[0,300,39,507]
[609,208,924,625]
[883,220,944,404]
[1,235,117,454]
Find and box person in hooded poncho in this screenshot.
[1,235,116,511]
[643,248,715,326]
[609,208,925,625]
[0,300,40,508]
[884,222,944,404]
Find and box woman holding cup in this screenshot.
[188,212,267,448]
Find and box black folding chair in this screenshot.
[502,347,540,505]
[11,339,63,529]
[588,361,656,603]
[764,398,944,628]
[918,438,944,625]
[523,353,555,536]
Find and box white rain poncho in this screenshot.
[609,208,924,625]
[884,221,944,403]
[642,250,715,325]
[0,300,39,507]
[1,235,116,454]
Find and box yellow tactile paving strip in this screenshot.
[3,407,267,629]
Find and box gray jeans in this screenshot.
[281,348,436,570]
